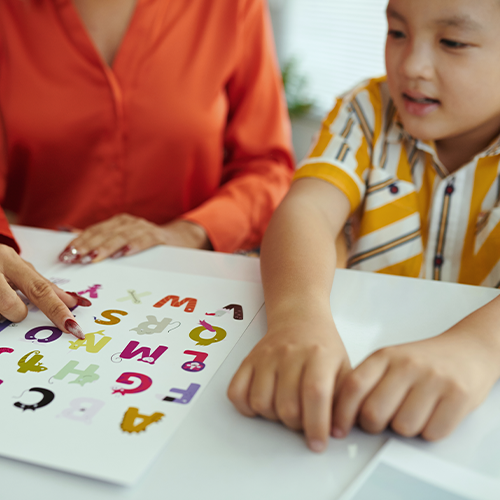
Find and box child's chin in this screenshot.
[399,121,439,142]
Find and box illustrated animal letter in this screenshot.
[189,322,226,347]
[129,316,173,335]
[153,295,197,313]
[222,304,244,320]
[112,372,153,395]
[25,326,63,344]
[163,383,200,404]
[59,398,105,424]
[14,387,55,411]
[17,350,47,374]
[54,361,100,386]
[68,330,112,353]
[77,284,102,299]
[95,310,128,325]
[182,350,208,372]
[120,341,168,365]
[120,407,164,433]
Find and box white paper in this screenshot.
[339,439,500,500]
[0,263,263,485]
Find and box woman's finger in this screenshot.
[7,260,85,339]
[58,216,126,262]
[59,215,166,264]
[90,226,166,262]
[0,274,29,323]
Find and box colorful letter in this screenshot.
[59,398,105,424]
[0,347,14,356]
[130,316,173,335]
[182,350,208,372]
[17,350,47,373]
[95,309,128,325]
[117,290,152,304]
[120,407,164,433]
[78,284,102,298]
[54,361,100,386]
[68,330,111,353]
[112,372,153,395]
[189,322,226,347]
[153,295,197,313]
[119,341,168,365]
[25,326,63,344]
[223,304,244,320]
[14,387,55,411]
[163,383,200,404]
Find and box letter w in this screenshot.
[153,295,197,313]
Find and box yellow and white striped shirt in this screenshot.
[294,77,500,286]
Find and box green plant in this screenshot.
[282,57,315,118]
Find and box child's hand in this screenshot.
[228,314,351,453]
[331,327,500,441]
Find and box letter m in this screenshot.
[153,295,197,313]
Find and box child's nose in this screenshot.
[401,43,434,80]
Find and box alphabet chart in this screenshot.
[0,263,264,485]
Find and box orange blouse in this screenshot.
[0,0,294,254]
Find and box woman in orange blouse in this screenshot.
[0,0,293,338]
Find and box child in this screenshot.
[228,0,500,453]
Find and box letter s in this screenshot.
[95,310,128,326]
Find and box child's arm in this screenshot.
[228,177,352,453]
[331,293,500,441]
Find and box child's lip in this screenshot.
[402,91,440,117]
[402,90,440,104]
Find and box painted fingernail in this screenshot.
[58,246,80,263]
[331,427,345,439]
[66,292,92,307]
[64,319,85,340]
[80,250,99,265]
[308,439,326,453]
[111,245,131,259]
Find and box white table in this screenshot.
[2,225,500,499]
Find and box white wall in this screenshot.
[268,0,388,161]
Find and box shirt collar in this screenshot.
[388,108,500,160]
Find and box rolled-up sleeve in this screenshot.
[182,0,294,252]
[294,85,380,215]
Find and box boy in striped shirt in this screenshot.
[229,0,500,452]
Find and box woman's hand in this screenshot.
[0,244,89,338]
[58,214,212,264]
[331,326,500,441]
[228,314,352,453]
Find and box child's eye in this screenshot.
[440,39,468,49]
[388,29,405,39]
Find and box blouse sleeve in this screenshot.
[0,37,20,254]
[181,0,294,252]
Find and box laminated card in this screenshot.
[0,263,264,485]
